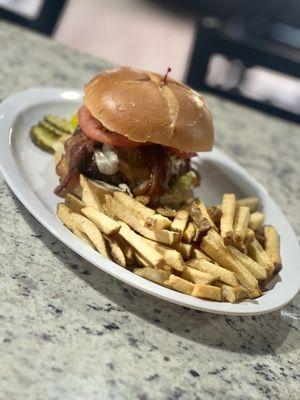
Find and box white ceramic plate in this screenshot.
[0,88,299,315]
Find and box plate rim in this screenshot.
[0,87,299,316]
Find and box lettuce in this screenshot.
[160,171,198,208]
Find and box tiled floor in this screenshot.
[55,0,196,81]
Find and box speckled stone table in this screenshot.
[0,21,299,400]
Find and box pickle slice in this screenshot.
[30,125,58,153]
[44,115,75,134]
[40,121,65,136]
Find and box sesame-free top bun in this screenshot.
[83,67,214,152]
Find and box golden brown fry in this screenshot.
[134,267,170,285]
[104,235,126,267]
[73,229,94,248]
[244,228,255,245]
[190,248,212,261]
[249,212,265,230]
[236,197,259,212]
[207,206,222,227]
[233,206,250,247]
[192,284,222,301]
[187,258,238,287]
[118,224,164,268]
[145,214,172,230]
[57,203,77,231]
[247,238,275,276]
[81,206,121,235]
[143,238,185,271]
[196,199,217,228]
[182,266,218,285]
[165,274,195,295]
[65,194,84,214]
[182,222,196,243]
[220,193,236,245]
[201,230,259,291]
[71,213,108,257]
[134,251,153,268]
[264,225,282,271]
[105,195,179,246]
[247,287,262,299]
[113,191,154,220]
[173,242,192,259]
[190,203,211,236]
[170,210,189,236]
[113,233,134,265]
[135,195,150,205]
[214,281,248,303]
[80,175,103,211]
[155,207,176,218]
[229,246,267,280]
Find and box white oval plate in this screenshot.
[0,88,299,315]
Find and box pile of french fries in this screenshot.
[57,175,281,303]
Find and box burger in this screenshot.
[54,67,214,207]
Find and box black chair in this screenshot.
[0,0,67,36]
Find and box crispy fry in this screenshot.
[214,281,248,303]
[118,224,164,268]
[165,274,195,295]
[71,213,108,257]
[134,251,153,268]
[236,197,259,212]
[233,206,250,247]
[113,191,154,220]
[207,206,222,227]
[220,193,236,245]
[57,203,77,231]
[187,258,238,287]
[182,222,196,243]
[229,246,267,280]
[190,248,212,261]
[73,229,94,248]
[195,199,217,228]
[65,193,84,213]
[143,238,185,271]
[86,178,114,203]
[192,284,222,301]
[170,210,189,236]
[80,175,103,211]
[264,225,281,271]
[145,214,172,230]
[247,287,262,299]
[173,242,192,259]
[113,233,135,265]
[249,212,265,230]
[134,195,150,205]
[247,238,275,276]
[190,203,211,237]
[81,206,121,235]
[105,195,179,245]
[244,228,255,245]
[182,266,218,285]
[155,207,176,218]
[201,230,258,291]
[134,267,170,285]
[104,235,126,267]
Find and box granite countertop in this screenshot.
[0,21,299,400]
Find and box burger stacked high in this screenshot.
[55,67,214,207]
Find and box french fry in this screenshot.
[145,214,172,230]
[187,258,238,287]
[134,267,170,285]
[81,206,121,235]
[249,212,265,230]
[192,284,222,301]
[71,213,108,257]
[173,242,192,259]
[80,175,103,211]
[220,193,236,245]
[156,207,176,218]
[65,194,84,213]
[194,199,217,229]
[118,224,164,268]
[135,195,150,205]
[201,230,259,291]
[190,248,212,261]
[182,222,196,243]
[113,191,154,220]
[105,195,179,245]
[214,281,248,303]
[182,266,218,285]
[113,233,135,265]
[170,210,189,236]
[57,203,78,231]
[104,235,126,267]
[143,238,185,271]
[264,225,282,271]
[134,251,153,268]
[229,246,267,280]
[86,178,114,203]
[165,274,195,295]
[207,206,222,227]
[247,239,275,276]
[244,228,255,245]
[190,203,211,237]
[73,230,94,248]
[247,287,262,299]
[236,197,259,212]
[233,206,250,247]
